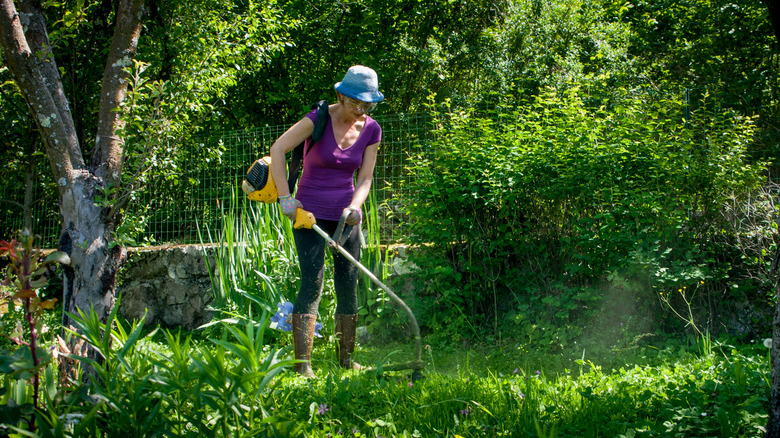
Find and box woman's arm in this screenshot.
[269,117,315,198]
[350,142,380,209]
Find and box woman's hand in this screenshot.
[279,195,302,221]
[344,205,361,226]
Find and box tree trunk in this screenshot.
[0,0,144,364]
[58,172,127,331]
[768,224,780,437]
[752,3,780,435]
[768,275,780,438]
[764,0,780,48]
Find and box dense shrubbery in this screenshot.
[401,87,771,345]
[0,302,770,436]
[1,136,772,435]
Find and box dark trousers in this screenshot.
[292,219,361,315]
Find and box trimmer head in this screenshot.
[245,159,270,191]
[243,156,279,203]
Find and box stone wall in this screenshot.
[117,244,216,330]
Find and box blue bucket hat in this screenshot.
[334,65,384,103]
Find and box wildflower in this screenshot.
[270,302,293,332]
[352,427,359,435]
[409,381,413,388]
[765,338,773,349]
[513,368,519,374]
[460,405,472,416]
[317,403,329,415]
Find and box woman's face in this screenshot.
[340,94,376,116]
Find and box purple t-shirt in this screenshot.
[295,109,382,221]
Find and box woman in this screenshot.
[269,65,384,377]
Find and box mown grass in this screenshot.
[262,332,769,438]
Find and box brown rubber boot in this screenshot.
[292,313,317,378]
[335,313,364,370]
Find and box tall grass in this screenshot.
[358,187,393,326]
[201,186,392,326]
[199,188,299,315]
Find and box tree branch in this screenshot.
[0,0,83,191]
[17,0,79,149]
[92,0,146,188]
[0,198,25,210]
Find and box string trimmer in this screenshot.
[242,157,425,380]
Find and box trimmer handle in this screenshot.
[332,209,353,247]
[293,208,317,229]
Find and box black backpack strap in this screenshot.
[310,99,329,146]
[287,100,329,193]
[287,145,304,194]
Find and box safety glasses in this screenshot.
[343,96,377,113]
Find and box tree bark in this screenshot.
[764,0,780,47]
[93,0,145,186]
[768,246,780,438]
[761,1,780,435]
[0,0,143,335]
[0,0,80,184]
[768,288,780,437]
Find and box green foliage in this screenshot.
[219,0,506,124]
[0,232,68,432]
[2,304,296,436]
[618,0,780,163]
[201,186,393,338]
[0,228,297,436]
[0,231,770,436]
[200,188,300,316]
[624,0,775,95]
[267,338,769,437]
[0,305,769,437]
[402,86,766,343]
[2,0,294,251]
[482,0,634,100]
[357,189,394,329]
[0,70,59,247]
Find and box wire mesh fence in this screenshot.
[6,87,773,249]
[1,112,436,248]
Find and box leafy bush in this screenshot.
[3,304,296,437]
[0,232,69,433]
[402,86,767,344]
